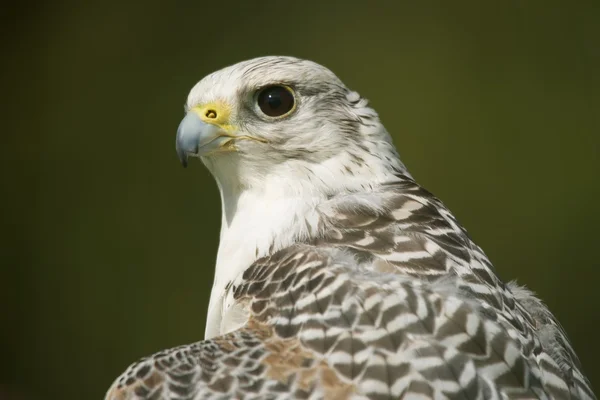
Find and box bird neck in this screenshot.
[203,167,324,339]
[202,148,405,338]
[202,121,409,338]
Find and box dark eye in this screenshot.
[257,85,295,117]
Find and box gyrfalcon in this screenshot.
[106,56,595,399]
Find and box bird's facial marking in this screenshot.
[189,101,268,150]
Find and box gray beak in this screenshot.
[176,112,227,167]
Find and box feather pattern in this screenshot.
[106,56,594,399]
[107,176,594,399]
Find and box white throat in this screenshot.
[202,126,407,339]
[203,166,324,339]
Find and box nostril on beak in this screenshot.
[205,109,217,119]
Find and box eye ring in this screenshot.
[256,85,296,118]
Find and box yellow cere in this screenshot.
[190,102,268,148]
[191,102,237,132]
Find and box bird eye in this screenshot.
[257,85,295,117]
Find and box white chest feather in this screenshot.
[201,138,404,338]
[204,188,322,339]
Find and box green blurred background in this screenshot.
[2,1,598,398]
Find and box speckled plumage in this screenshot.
[106,57,594,399]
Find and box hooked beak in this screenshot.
[175,112,231,167]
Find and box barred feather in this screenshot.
[106,56,594,400]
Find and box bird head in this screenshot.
[176,56,407,195]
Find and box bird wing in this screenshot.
[106,176,595,400]
[311,175,594,399]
